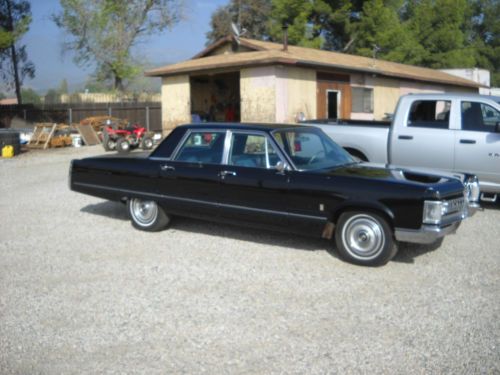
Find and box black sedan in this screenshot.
[70,123,480,266]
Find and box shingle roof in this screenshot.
[145,36,481,88]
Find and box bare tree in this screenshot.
[53,0,184,91]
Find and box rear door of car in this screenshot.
[455,99,500,192]
[156,129,226,218]
[217,130,290,228]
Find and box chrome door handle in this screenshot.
[220,170,237,177]
[160,164,175,171]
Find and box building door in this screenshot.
[327,90,340,119]
[316,72,351,120]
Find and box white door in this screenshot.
[391,99,455,171]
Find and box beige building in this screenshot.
[146,36,481,133]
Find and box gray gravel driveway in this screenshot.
[0,145,499,374]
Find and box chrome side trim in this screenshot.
[395,222,460,244]
[73,182,327,222]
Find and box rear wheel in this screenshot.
[335,211,397,266]
[127,198,170,231]
[102,132,116,151]
[116,138,131,153]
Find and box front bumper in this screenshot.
[395,222,461,244]
[395,201,480,244]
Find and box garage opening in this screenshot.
[190,72,240,122]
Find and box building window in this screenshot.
[352,87,373,113]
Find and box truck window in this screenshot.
[408,100,451,129]
[461,101,500,132]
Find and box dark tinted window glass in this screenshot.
[174,131,225,164]
[461,101,500,132]
[150,127,186,158]
[228,133,280,169]
[408,100,451,129]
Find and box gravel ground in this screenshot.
[0,145,499,374]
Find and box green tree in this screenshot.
[470,0,500,85]
[267,0,366,50]
[206,0,272,45]
[350,0,425,65]
[53,0,184,91]
[20,87,40,104]
[406,0,476,68]
[0,0,35,105]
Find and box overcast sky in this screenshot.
[17,0,227,93]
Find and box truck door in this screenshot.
[455,100,500,192]
[391,99,455,171]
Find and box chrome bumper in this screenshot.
[395,222,461,244]
[395,201,480,245]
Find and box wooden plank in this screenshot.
[43,124,57,150]
[75,124,101,145]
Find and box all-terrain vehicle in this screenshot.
[102,122,154,153]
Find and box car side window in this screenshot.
[408,100,451,129]
[174,131,225,164]
[461,101,500,132]
[228,133,280,169]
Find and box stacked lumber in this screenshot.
[79,116,128,132]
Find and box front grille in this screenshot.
[445,197,465,214]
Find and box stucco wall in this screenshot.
[275,66,316,123]
[240,67,277,123]
[161,75,190,133]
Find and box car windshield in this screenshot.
[272,128,355,170]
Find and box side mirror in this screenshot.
[275,161,288,173]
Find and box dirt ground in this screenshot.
[0,145,499,374]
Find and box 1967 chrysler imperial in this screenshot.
[70,123,480,266]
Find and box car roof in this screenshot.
[403,93,500,102]
[177,122,311,132]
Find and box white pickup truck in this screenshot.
[305,94,500,201]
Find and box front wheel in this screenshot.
[116,138,131,153]
[141,136,154,150]
[127,198,170,231]
[335,211,397,266]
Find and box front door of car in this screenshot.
[218,131,290,228]
[391,99,455,171]
[157,130,226,218]
[455,100,500,192]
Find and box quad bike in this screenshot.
[102,122,154,153]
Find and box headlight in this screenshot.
[464,178,480,202]
[423,200,445,224]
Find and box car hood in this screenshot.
[318,162,465,199]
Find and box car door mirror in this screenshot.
[275,161,288,173]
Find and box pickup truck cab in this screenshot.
[306,94,500,201]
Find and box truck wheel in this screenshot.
[335,211,397,266]
[141,136,154,150]
[116,138,131,153]
[127,198,170,231]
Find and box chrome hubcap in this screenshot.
[130,198,158,226]
[341,214,385,260]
